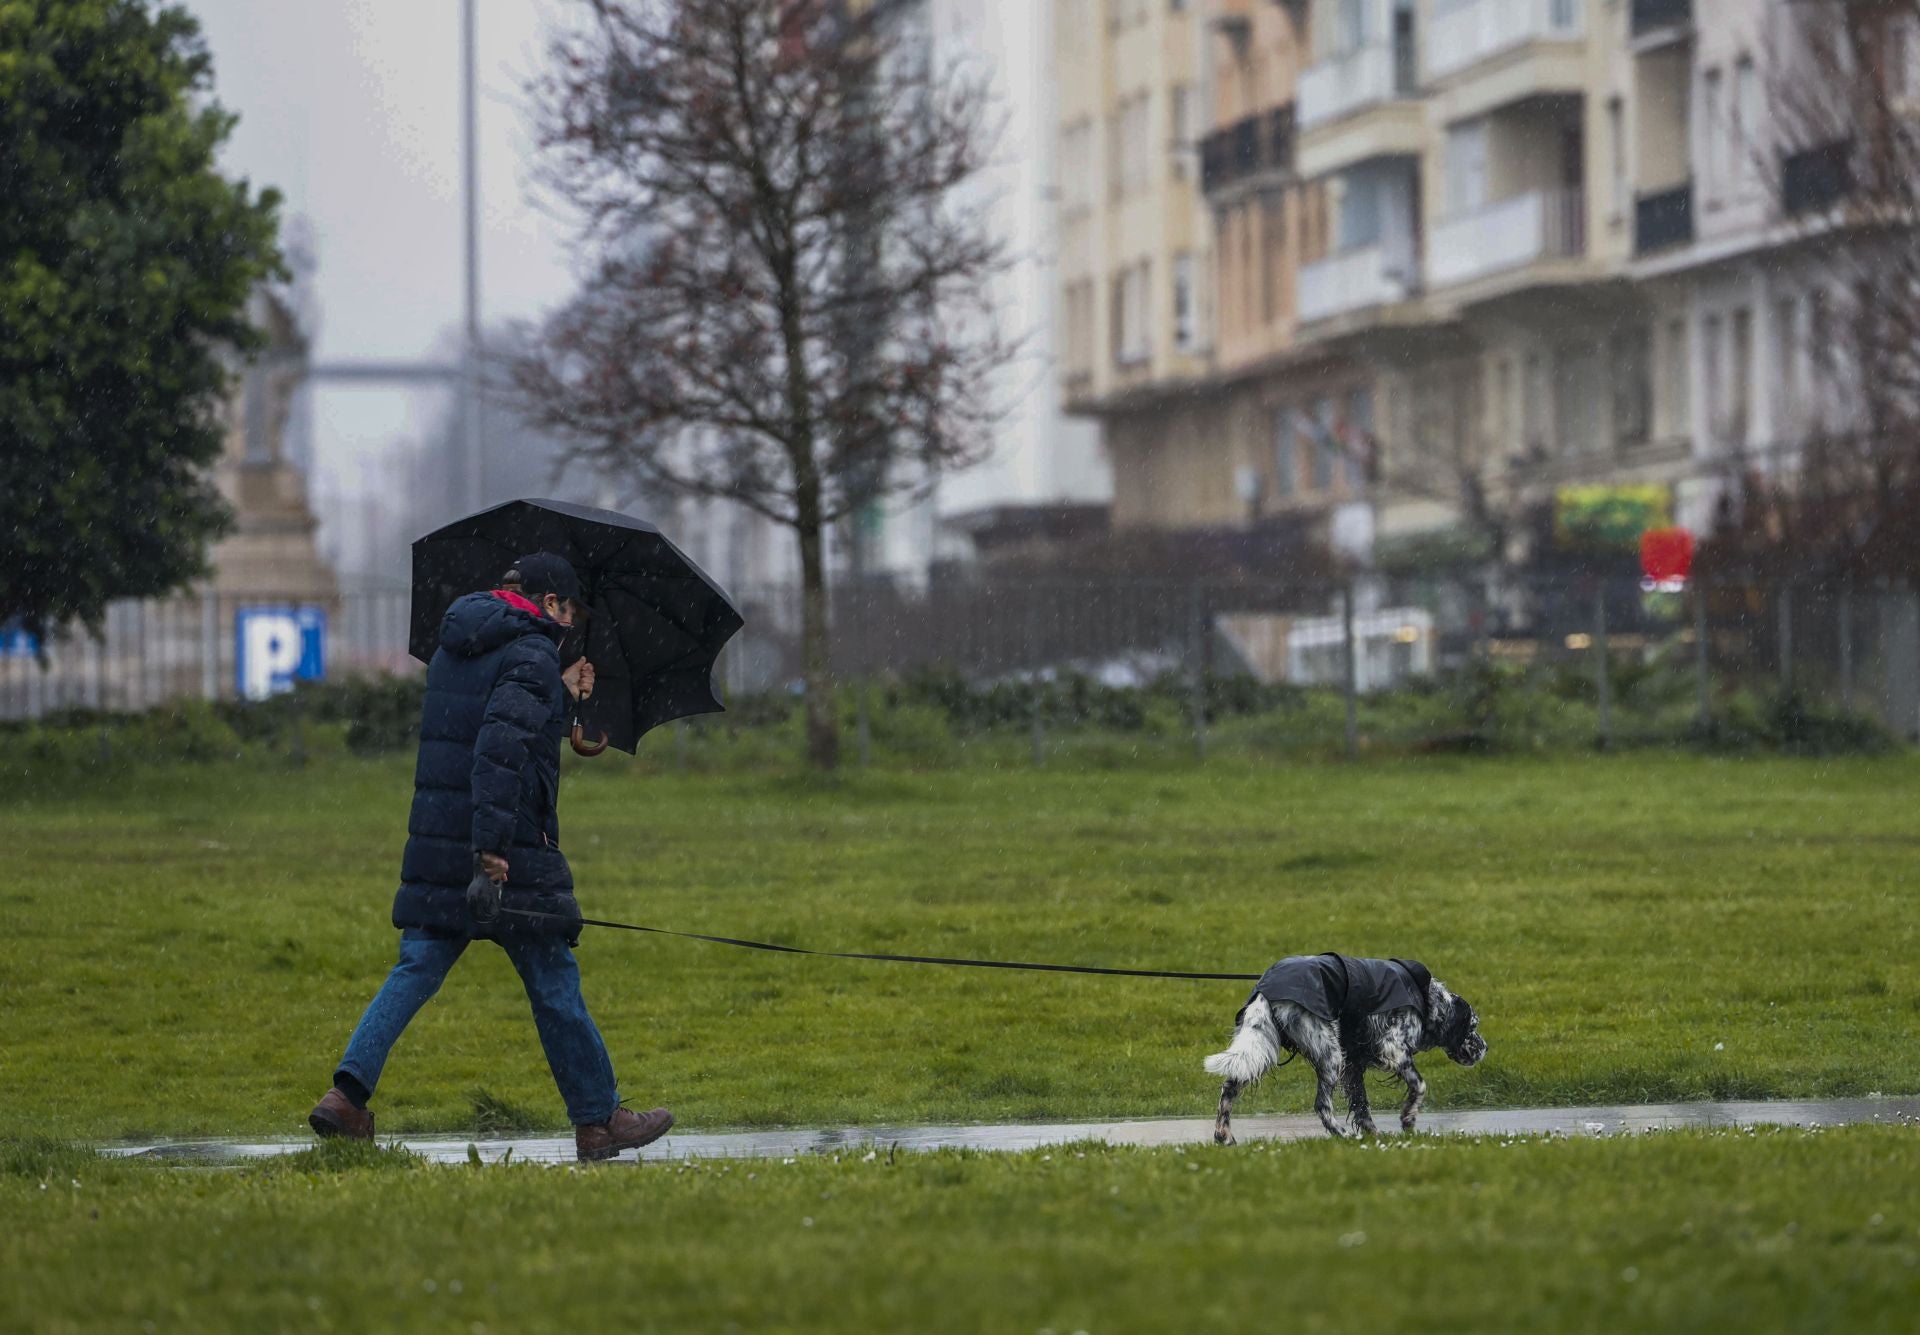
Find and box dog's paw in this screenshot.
[1213,1128,1236,1147]
[1400,1117,1419,1134]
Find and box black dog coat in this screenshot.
[1241,953,1435,1056]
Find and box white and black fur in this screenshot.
[1204,976,1487,1143]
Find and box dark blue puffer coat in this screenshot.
[391,590,582,941]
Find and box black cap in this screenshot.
[507,552,582,603]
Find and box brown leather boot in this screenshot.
[575,1106,673,1162]
[309,1087,375,1141]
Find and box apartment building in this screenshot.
[1055,0,1215,528]
[1058,0,1909,554]
[1625,0,1919,528]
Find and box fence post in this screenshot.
[1593,582,1612,751]
[201,590,220,702]
[1190,585,1208,763]
[1777,585,1794,694]
[1838,585,1854,713]
[1341,582,1359,762]
[1693,581,1712,728]
[1026,600,1045,768]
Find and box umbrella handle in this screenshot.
[570,720,610,757]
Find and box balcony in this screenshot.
[1630,0,1691,39]
[1426,0,1583,84]
[1429,186,1585,288]
[1298,244,1416,323]
[1299,42,1416,130]
[1782,139,1852,216]
[1200,105,1296,196]
[1633,181,1693,253]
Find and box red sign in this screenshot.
[1640,527,1695,584]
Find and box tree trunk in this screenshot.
[795,479,839,771]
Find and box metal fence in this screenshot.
[5,574,1916,746]
[0,589,414,721]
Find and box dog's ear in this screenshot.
[1446,996,1474,1046]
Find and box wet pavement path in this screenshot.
[105,1096,1918,1167]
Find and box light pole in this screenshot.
[310,1,484,524]
[461,0,484,513]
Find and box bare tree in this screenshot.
[514,0,1012,768]
[1704,0,1920,582]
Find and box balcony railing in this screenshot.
[1298,244,1417,322]
[1633,180,1693,253]
[1426,0,1582,83]
[1629,0,1691,37]
[1429,186,1585,287]
[1298,41,1417,130]
[1782,139,1852,216]
[1200,105,1296,194]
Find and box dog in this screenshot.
[1204,952,1487,1143]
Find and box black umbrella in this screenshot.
[410,499,745,754]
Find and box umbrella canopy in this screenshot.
[410,499,745,753]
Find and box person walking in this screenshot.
[309,553,672,1161]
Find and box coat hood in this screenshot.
[438,590,562,659]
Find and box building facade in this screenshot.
[1057,0,1911,563]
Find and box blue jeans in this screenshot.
[336,927,620,1126]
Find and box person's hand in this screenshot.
[562,659,596,701]
[468,853,507,925]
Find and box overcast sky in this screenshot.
[186,0,578,551]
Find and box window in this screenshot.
[1170,85,1196,179]
[1126,94,1153,196]
[1063,281,1095,379]
[1274,408,1297,498]
[1445,120,1490,214]
[1457,362,1484,464]
[1492,357,1513,451]
[1664,316,1688,436]
[1112,262,1152,367]
[1336,0,1365,52]
[1607,96,1626,218]
[1773,296,1799,434]
[1344,387,1373,487]
[1733,57,1757,191]
[1240,204,1257,332]
[1554,343,1604,456]
[1702,313,1725,443]
[1611,326,1651,447]
[1311,398,1337,490]
[1107,95,1153,200]
[1173,253,1196,353]
[1261,193,1286,326]
[1808,288,1831,429]
[1523,353,1550,448]
[1061,120,1095,215]
[1702,69,1723,202]
[1730,306,1752,446]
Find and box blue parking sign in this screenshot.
[0,621,38,658]
[236,606,327,700]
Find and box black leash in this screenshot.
[496,906,1261,982]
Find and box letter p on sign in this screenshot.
[236,606,327,701]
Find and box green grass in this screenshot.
[2,750,1916,1141]
[3,1128,1917,1332]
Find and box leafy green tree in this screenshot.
[0,0,282,638]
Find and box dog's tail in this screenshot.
[1203,1001,1281,1085]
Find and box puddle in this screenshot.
[102,1096,1919,1167]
